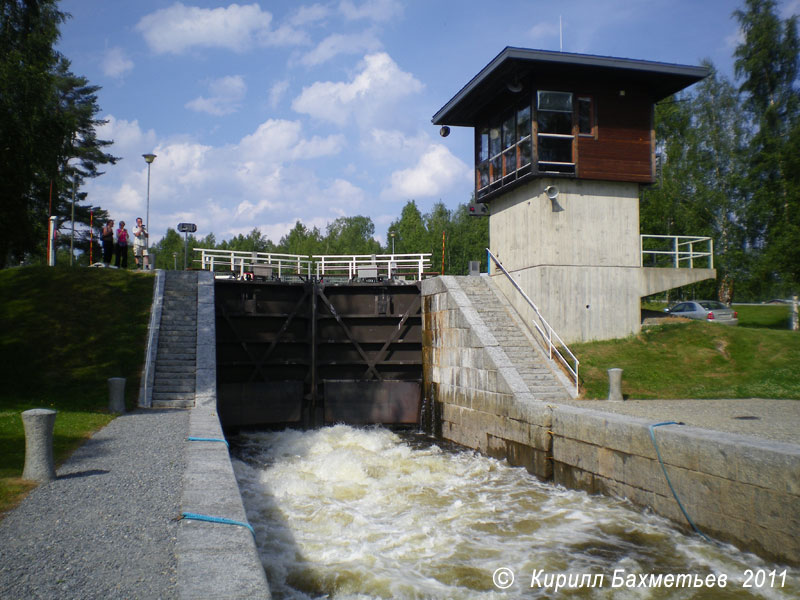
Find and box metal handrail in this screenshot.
[313,253,432,280]
[486,248,579,395]
[191,248,433,281]
[640,235,714,269]
[193,249,313,278]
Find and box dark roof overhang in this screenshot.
[432,47,710,127]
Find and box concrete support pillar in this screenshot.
[607,368,623,401]
[21,409,57,482]
[108,377,126,413]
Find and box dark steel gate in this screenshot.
[215,280,422,429]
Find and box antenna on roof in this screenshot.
[559,16,563,52]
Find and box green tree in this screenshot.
[219,228,276,253]
[277,221,324,256]
[0,1,117,267]
[448,202,489,275]
[322,216,381,255]
[151,228,185,270]
[387,201,427,255]
[734,0,800,297]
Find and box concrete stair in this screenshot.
[152,271,198,408]
[456,276,571,401]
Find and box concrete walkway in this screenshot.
[558,398,799,445]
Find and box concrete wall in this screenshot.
[422,276,800,566]
[487,177,716,342]
[178,271,271,599]
[489,177,642,342]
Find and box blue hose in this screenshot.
[648,421,714,544]
[181,512,255,538]
[186,436,229,448]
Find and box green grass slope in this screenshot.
[574,307,800,399]
[0,266,153,514]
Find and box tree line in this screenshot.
[1,0,116,267]
[641,0,799,302]
[2,1,798,301]
[148,201,489,276]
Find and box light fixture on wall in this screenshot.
[506,79,523,93]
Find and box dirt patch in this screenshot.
[641,309,690,326]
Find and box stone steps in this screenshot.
[459,276,570,402]
[151,271,198,409]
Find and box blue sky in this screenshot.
[57,0,800,246]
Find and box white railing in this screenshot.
[640,235,714,269]
[486,248,580,396]
[193,248,313,278]
[313,253,433,281]
[192,248,434,281]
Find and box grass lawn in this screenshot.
[575,303,799,399]
[0,266,153,515]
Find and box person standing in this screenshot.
[115,221,129,269]
[133,217,148,269]
[101,219,115,266]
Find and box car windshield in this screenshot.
[698,301,727,310]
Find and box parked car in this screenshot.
[664,300,738,325]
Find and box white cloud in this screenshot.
[299,31,382,66]
[186,75,247,115]
[291,52,423,126]
[268,80,290,108]
[135,2,306,54]
[290,3,331,26]
[528,21,560,47]
[96,116,158,158]
[238,119,345,164]
[339,0,403,22]
[101,47,134,78]
[384,144,470,200]
[782,0,800,17]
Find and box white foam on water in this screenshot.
[232,425,798,600]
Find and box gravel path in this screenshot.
[0,408,188,600]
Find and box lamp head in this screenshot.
[544,185,559,200]
[142,153,157,164]
[439,126,450,138]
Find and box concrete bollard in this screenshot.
[108,377,126,413]
[21,409,58,482]
[607,368,624,401]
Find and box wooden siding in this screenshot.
[577,90,654,183]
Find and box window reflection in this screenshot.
[474,90,592,198]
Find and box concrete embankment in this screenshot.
[176,271,270,599]
[422,275,800,566]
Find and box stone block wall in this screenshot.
[422,275,800,566]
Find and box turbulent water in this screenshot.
[231,425,797,600]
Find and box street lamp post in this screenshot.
[142,153,156,269]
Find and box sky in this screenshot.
[56,0,800,247]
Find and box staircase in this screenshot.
[151,271,197,408]
[456,276,570,401]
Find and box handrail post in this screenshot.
[673,236,679,268]
[710,238,714,269]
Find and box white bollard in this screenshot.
[21,409,58,482]
[108,377,126,413]
[607,368,624,401]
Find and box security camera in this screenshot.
[439,126,450,138]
